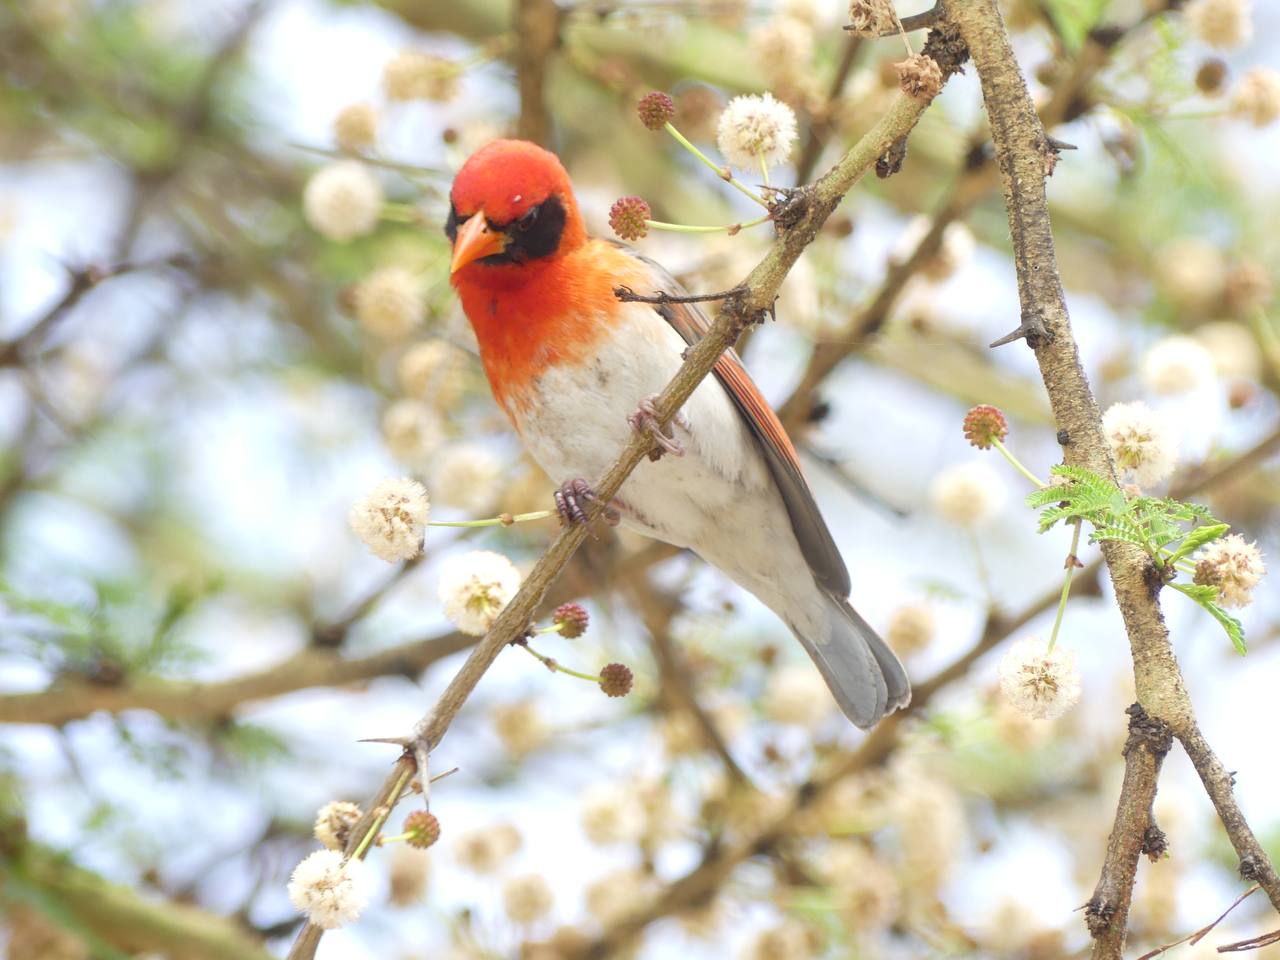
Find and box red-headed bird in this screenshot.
[447,139,908,727]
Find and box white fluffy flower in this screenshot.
[580,782,647,845]
[492,698,550,756]
[1195,321,1262,379]
[716,93,798,170]
[387,845,431,906]
[353,267,425,340]
[1141,335,1216,394]
[929,461,1007,528]
[815,841,900,933]
[886,603,935,657]
[287,850,371,929]
[313,800,362,851]
[382,400,444,467]
[383,50,459,102]
[438,550,521,635]
[997,637,1082,721]
[398,339,467,405]
[749,16,814,82]
[1184,0,1252,50]
[762,664,834,727]
[585,869,654,925]
[1194,533,1265,608]
[741,921,815,960]
[1231,67,1280,128]
[1102,401,1179,488]
[348,477,429,563]
[303,161,383,242]
[1153,238,1225,311]
[502,873,555,924]
[453,824,521,875]
[430,443,503,513]
[333,103,379,152]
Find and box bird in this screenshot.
[446,139,909,728]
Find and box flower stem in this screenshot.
[519,642,602,683]
[663,122,769,207]
[380,202,421,224]
[350,764,413,862]
[758,150,771,188]
[429,510,553,528]
[645,214,772,234]
[1047,519,1083,653]
[992,437,1046,489]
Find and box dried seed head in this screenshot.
[553,602,590,638]
[847,0,896,36]
[609,196,651,241]
[333,103,379,152]
[637,91,676,130]
[1231,66,1280,128]
[313,800,363,851]
[404,810,441,849]
[963,404,1009,450]
[894,54,945,100]
[1194,533,1265,608]
[598,662,634,697]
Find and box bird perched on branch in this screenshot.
[446,139,908,728]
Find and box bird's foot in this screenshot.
[554,478,621,527]
[628,394,687,461]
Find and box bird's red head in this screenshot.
[447,140,587,278]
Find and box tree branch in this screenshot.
[1087,703,1174,957]
[514,0,560,146]
[942,0,1280,953]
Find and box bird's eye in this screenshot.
[516,206,539,231]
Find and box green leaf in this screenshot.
[1170,581,1247,655]
[1044,0,1112,52]
[1168,522,1230,565]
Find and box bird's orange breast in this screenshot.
[452,240,651,419]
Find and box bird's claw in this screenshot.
[629,395,687,461]
[554,478,620,527]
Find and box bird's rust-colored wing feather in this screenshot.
[624,249,852,598]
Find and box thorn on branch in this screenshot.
[613,284,747,307]
[989,308,1053,348]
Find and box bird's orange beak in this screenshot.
[450,213,506,274]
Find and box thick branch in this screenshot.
[0,631,474,726]
[12,839,273,960]
[1087,704,1174,958]
[514,0,559,145]
[943,0,1280,941]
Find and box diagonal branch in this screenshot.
[286,61,963,960]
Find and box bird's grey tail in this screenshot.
[793,592,911,729]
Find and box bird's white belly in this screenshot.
[509,306,819,631]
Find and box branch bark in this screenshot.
[514,0,559,146]
[942,0,1280,952]
[1087,704,1174,957]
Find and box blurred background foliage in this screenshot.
[1,0,1280,957]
